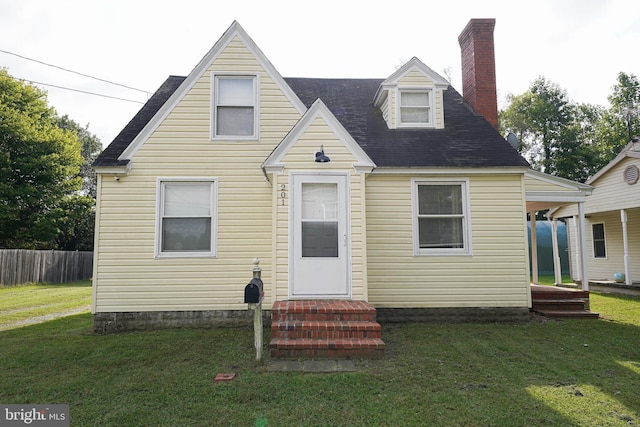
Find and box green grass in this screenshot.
[0,281,91,330]
[0,289,638,426]
[534,274,574,286]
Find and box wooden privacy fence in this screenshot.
[0,249,93,285]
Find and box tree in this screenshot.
[53,194,96,251]
[552,103,604,183]
[54,116,102,251]
[501,72,640,184]
[0,69,83,249]
[608,72,640,140]
[500,77,574,175]
[57,115,102,198]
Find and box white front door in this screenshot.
[290,172,350,298]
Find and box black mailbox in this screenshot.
[244,278,263,304]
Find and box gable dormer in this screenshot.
[373,57,449,130]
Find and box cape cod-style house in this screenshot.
[91,19,593,356]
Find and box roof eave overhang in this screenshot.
[586,150,640,184]
[93,163,132,176]
[370,166,529,175]
[261,99,376,179]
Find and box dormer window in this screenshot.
[373,58,448,130]
[212,74,259,140]
[399,89,432,126]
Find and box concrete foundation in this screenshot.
[93,310,270,333]
[94,306,531,333]
[376,307,531,323]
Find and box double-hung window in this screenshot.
[156,179,217,257]
[592,223,606,258]
[212,74,258,139]
[398,89,433,127]
[413,180,471,255]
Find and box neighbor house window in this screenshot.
[212,74,258,139]
[592,223,606,258]
[412,180,471,255]
[398,89,433,127]
[156,179,217,257]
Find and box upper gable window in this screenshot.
[212,74,258,139]
[397,88,434,128]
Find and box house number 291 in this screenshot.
[280,184,287,206]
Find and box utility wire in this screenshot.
[18,77,145,104]
[0,48,151,96]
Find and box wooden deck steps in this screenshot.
[270,300,385,359]
[531,285,599,319]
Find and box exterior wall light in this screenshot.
[315,145,331,163]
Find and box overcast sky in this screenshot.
[1,0,639,147]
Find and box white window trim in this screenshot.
[155,177,218,258]
[211,73,260,141]
[591,222,607,259]
[396,86,435,129]
[411,178,472,256]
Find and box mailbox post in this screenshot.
[244,258,263,363]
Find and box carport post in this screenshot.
[530,212,538,284]
[621,209,632,286]
[577,203,589,292]
[551,219,562,285]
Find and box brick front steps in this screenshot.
[531,285,599,319]
[270,300,385,359]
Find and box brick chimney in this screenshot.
[458,18,498,130]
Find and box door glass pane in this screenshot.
[302,183,337,220]
[301,183,338,257]
[302,222,338,257]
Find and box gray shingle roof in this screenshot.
[93,76,185,167]
[94,76,529,169]
[284,78,528,168]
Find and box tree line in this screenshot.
[500,71,640,183]
[0,68,101,251]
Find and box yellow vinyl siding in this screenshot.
[523,175,582,193]
[435,89,444,128]
[380,95,390,126]
[398,70,434,85]
[366,174,530,308]
[93,37,301,312]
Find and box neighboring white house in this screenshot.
[550,139,640,286]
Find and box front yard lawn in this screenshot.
[0,291,638,426]
[0,281,91,331]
